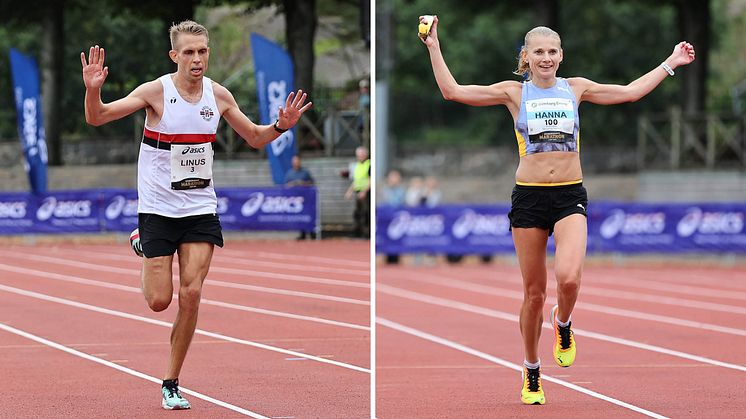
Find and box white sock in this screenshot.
[523,359,540,370]
[557,316,571,328]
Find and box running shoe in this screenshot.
[129,228,143,257]
[161,379,190,410]
[551,304,576,367]
[520,366,545,405]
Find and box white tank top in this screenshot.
[137,74,220,217]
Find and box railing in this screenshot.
[637,107,746,170]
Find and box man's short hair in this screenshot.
[169,20,209,50]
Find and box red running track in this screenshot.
[0,239,370,418]
[376,259,746,418]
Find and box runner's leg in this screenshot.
[165,242,214,380]
[552,214,587,323]
[141,255,175,312]
[512,227,549,363]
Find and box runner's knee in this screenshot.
[556,268,581,296]
[178,285,202,311]
[524,290,546,311]
[146,293,172,312]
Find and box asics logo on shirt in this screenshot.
[181,146,206,154]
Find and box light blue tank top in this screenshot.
[514,78,580,157]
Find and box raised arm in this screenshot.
[420,15,520,107]
[81,45,151,126]
[571,41,696,105]
[217,84,312,149]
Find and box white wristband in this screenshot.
[661,62,675,76]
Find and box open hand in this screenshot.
[669,41,696,68]
[81,45,109,89]
[276,90,313,131]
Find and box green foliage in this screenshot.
[708,0,746,112]
[0,26,42,139]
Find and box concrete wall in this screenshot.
[384,146,746,203]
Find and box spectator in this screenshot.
[405,176,424,207]
[344,146,371,238]
[382,169,406,264]
[382,169,406,207]
[284,155,316,239]
[422,175,442,207]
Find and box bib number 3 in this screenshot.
[170,143,213,190]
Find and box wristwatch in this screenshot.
[273,119,288,133]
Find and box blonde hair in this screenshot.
[169,20,209,50]
[513,26,562,79]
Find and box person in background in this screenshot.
[345,146,371,238]
[382,169,406,263]
[405,176,424,207]
[382,169,406,207]
[284,155,316,239]
[422,175,442,207]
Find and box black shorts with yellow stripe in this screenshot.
[508,182,587,236]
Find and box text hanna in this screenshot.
[535,111,567,119]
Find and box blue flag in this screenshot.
[250,33,296,185]
[9,48,48,195]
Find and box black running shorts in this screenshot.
[508,183,588,236]
[138,213,224,258]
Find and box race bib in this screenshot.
[170,143,213,190]
[526,98,575,144]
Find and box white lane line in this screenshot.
[416,269,746,314]
[0,263,368,330]
[378,284,746,373]
[391,273,746,336]
[219,248,370,268]
[377,318,668,419]
[589,274,746,302]
[0,251,369,289]
[207,280,369,306]
[32,244,369,269]
[0,262,368,307]
[211,255,369,277]
[209,267,369,289]
[0,322,270,418]
[0,284,370,374]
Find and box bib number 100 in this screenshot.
[545,119,559,126]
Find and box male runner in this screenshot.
[81,20,312,409]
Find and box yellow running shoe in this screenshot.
[551,304,576,367]
[520,366,545,405]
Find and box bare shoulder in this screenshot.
[499,80,523,90]
[211,80,239,115]
[567,77,595,89]
[566,77,596,99]
[135,79,163,94]
[211,80,235,101]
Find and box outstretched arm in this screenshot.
[572,41,696,105]
[81,45,151,126]
[420,15,520,107]
[218,86,312,149]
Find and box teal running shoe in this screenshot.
[161,379,190,410]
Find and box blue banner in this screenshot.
[250,33,296,185]
[0,187,318,235]
[218,186,318,231]
[9,48,48,195]
[377,202,746,254]
[0,190,101,234]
